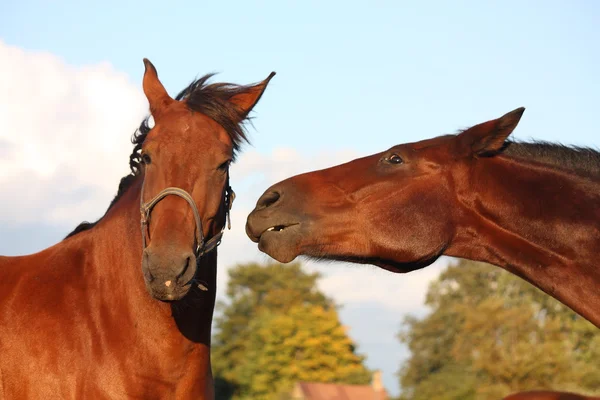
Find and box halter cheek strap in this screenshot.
[139,180,234,261]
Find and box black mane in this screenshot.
[65,74,253,239]
[503,140,600,177]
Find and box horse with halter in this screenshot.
[0,59,274,399]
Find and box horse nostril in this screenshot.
[257,190,281,210]
[176,256,192,280]
[146,271,155,282]
[142,250,155,282]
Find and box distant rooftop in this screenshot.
[291,370,388,400]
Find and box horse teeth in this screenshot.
[267,227,275,231]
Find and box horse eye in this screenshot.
[218,160,231,171]
[387,154,403,164]
[141,153,152,165]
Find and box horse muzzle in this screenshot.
[141,247,197,301]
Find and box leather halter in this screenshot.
[140,177,235,260]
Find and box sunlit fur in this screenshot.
[65,73,255,239]
[246,107,600,328]
[0,60,273,399]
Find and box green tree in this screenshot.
[238,305,372,400]
[398,259,600,400]
[212,262,370,400]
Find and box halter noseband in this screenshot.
[140,179,234,261]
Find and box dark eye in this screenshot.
[141,153,152,165]
[387,154,403,164]
[218,160,231,171]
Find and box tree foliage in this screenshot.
[398,259,600,400]
[238,305,372,399]
[212,262,370,400]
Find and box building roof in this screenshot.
[292,379,388,400]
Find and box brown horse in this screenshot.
[504,391,600,400]
[0,60,274,399]
[246,107,600,327]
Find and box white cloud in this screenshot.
[0,40,147,226]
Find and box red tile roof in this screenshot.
[294,381,388,400]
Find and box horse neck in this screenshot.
[448,155,600,327]
[85,174,218,344]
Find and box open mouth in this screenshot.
[260,223,299,236]
[247,222,301,244]
[265,225,287,232]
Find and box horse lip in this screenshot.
[259,223,300,237]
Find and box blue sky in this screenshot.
[4,1,600,154]
[1,1,599,396]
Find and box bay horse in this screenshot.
[0,59,274,399]
[246,107,600,327]
[504,391,600,400]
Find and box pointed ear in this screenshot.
[227,72,276,119]
[142,58,174,116]
[457,107,525,157]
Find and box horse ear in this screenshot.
[458,107,525,156]
[227,72,276,119]
[142,58,174,116]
